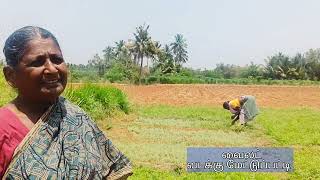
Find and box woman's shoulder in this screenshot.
[57,96,98,127]
[0,106,9,114]
[0,106,16,124]
[0,106,29,135]
[0,106,11,131]
[57,96,87,115]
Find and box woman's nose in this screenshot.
[44,59,58,74]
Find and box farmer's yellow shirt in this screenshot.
[229,99,240,109]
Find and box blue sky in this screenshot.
[1,0,320,69]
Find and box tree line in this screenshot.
[208,50,320,81]
[73,24,189,83]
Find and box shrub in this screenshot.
[64,84,129,122]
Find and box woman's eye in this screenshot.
[51,56,64,64]
[29,59,45,67]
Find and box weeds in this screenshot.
[64,84,130,125]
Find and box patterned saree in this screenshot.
[241,95,259,122]
[3,97,132,179]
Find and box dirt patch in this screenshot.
[113,84,320,108]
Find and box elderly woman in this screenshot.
[0,26,132,179]
[223,95,259,125]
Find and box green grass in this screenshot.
[106,105,320,179]
[0,73,16,106]
[293,146,320,179]
[130,167,281,180]
[64,84,130,124]
[258,108,320,145]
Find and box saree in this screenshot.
[0,108,29,178]
[3,97,132,179]
[241,95,259,122]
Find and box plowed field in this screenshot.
[114,84,320,108]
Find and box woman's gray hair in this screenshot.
[3,26,61,67]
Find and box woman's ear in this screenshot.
[3,66,16,88]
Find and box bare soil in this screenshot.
[113,84,320,108]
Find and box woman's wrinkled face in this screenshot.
[13,38,68,103]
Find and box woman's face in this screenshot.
[13,38,68,103]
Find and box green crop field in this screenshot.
[105,105,319,179]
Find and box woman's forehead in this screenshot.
[23,38,62,57]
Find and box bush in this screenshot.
[105,63,140,83]
[105,64,126,83]
[146,76,158,84]
[64,84,129,122]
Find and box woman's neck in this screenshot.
[12,96,54,124]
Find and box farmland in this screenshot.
[1,74,319,179]
[103,84,320,179]
[114,84,320,108]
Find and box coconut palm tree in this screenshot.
[114,40,125,56]
[161,45,175,74]
[146,40,161,67]
[102,46,115,69]
[114,40,134,69]
[291,53,307,79]
[155,44,175,74]
[132,24,153,83]
[170,34,188,69]
[264,52,301,80]
[305,48,320,80]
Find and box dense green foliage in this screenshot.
[64,84,130,123]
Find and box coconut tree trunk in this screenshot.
[139,56,143,84]
[146,58,149,69]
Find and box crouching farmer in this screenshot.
[223,95,259,125]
